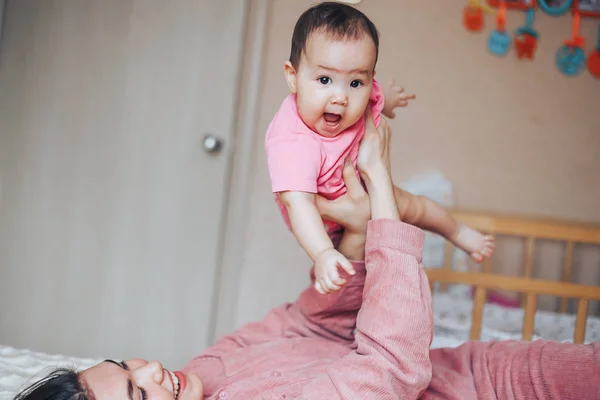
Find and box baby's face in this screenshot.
[290,31,376,138]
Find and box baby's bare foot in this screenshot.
[452,225,495,263]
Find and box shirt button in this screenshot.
[219,391,228,399]
[272,371,281,377]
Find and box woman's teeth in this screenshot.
[169,370,180,399]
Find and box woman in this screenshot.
[15,113,599,400]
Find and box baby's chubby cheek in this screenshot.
[296,102,322,128]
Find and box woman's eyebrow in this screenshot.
[127,380,135,400]
[104,359,130,370]
[103,360,135,400]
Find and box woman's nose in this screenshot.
[132,360,165,385]
[126,358,150,369]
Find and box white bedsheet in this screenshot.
[0,345,100,399]
[2,292,599,398]
[430,289,600,349]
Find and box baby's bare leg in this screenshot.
[394,187,494,262]
[377,117,493,262]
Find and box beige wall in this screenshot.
[233,0,600,328]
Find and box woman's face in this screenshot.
[80,358,203,400]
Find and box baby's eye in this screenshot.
[318,76,331,85]
[350,80,362,88]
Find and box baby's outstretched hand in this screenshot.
[313,248,355,294]
[382,78,416,119]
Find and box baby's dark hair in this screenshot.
[289,2,380,70]
[13,368,91,400]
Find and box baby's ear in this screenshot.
[284,61,298,93]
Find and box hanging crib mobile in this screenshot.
[488,2,512,55]
[514,7,540,59]
[555,11,586,76]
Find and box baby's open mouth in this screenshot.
[323,113,341,125]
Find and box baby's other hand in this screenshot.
[382,78,416,119]
[314,248,355,294]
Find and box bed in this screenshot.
[0,345,101,399]
[2,210,600,398]
[427,210,600,348]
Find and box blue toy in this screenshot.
[556,12,586,76]
[556,46,586,76]
[538,0,573,16]
[515,8,539,39]
[488,2,511,56]
[489,31,512,56]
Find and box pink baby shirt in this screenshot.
[265,79,384,233]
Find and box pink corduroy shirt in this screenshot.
[182,220,600,399]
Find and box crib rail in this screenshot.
[425,268,600,344]
[429,210,600,344]
[450,210,600,245]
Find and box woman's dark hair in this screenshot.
[13,368,92,400]
[289,1,380,69]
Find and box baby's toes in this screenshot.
[470,252,484,263]
[481,247,494,258]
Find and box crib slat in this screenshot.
[470,287,487,340]
[522,293,537,340]
[559,241,575,313]
[520,237,535,306]
[523,237,535,278]
[440,241,453,292]
[574,299,589,344]
[482,255,492,274]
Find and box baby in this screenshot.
[265,2,494,294]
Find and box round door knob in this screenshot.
[203,134,223,153]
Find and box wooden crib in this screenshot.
[425,210,600,344]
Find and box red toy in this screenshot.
[516,34,538,59]
[464,0,494,32]
[464,5,484,31]
[588,25,600,78]
[514,8,539,60]
[488,0,537,10]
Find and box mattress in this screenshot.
[0,345,100,399]
[430,288,600,348]
[2,292,599,397]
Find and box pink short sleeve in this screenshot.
[265,132,322,194]
[370,79,385,128]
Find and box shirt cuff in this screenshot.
[365,219,424,261]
